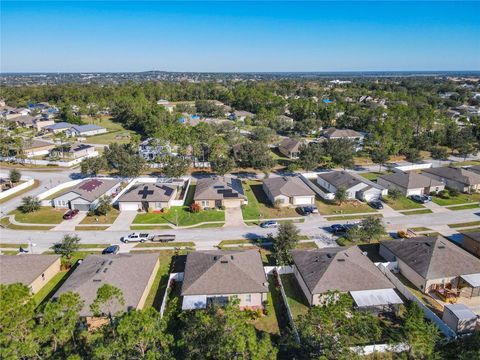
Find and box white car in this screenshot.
[121,233,149,243]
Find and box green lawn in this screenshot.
[447,203,480,211]
[252,277,282,335]
[10,207,65,224]
[1,250,18,255]
[448,220,480,228]
[80,208,120,224]
[0,217,55,230]
[294,241,318,249]
[315,198,376,216]
[83,115,125,131]
[410,227,431,232]
[0,180,40,204]
[0,242,28,248]
[382,196,424,210]
[33,270,71,306]
[432,193,480,206]
[450,160,480,167]
[399,209,433,215]
[130,225,172,230]
[86,130,133,145]
[75,226,110,231]
[326,214,383,221]
[280,274,309,320]
[134,242,195,248]
[133,207,224,226]
[241,181,299,220]
[358,171,389,181]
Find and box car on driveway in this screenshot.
[409,194,431,204]
[297,206,318,216]
[63,209,79,220]
[121,233,149,243]
[368,200,383,210]
[260,221,279,228]
[330,224,347,234]
[102,245,119,254]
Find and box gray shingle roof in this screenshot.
[54,253,159,316]
[279,138,302,152]
[468,165,480,175]
[0,254,60,286]
[463,232,480,244]
[318,171,362,189]
[422,167,480,186]
[194,176,246,201]
[118,182,176,202]
[291,246,394,294]
[181,250,268,296]
[324,127,363,138]
[45,122,72,130]
[380,236,480,280]
[56,178,120,203]
[379,171,443,189]
[23,139,56,150]
[263,176,314,197]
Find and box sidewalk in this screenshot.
[52,212,88,231]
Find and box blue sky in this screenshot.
[1,1,479,72]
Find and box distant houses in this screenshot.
[422,167,480,193]
[44,122,106,137]
[278,138,303,159]
[262,176,315,207]
[23,139,56,157]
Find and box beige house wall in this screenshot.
[29,257,61,294]
[136,258,160,310]
[195,199,244,208]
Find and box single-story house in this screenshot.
[380,236,480,298]
[278,138,303,159]
[0,254,61,294]
[22,139,56,157]
[377,171,445,196]
[262,176,315,207]
[138,138,172,161]
[462,232,480,258]
[44,122,106,137]
[422,167,480,193]
[317,171,387,202]
[194,176,247,208]
[44,122,75,134]
[442,304,477,334]
[53,178,121,211]
[117,182,178,211]
[181,250,268,310]
[291,247,402,312]
[323,127,364,151]
[51,144,96,159]
[53,253,160,319]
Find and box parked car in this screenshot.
[409,194,431,204]
[102,245,119,254]
[121,233,149,243]
[368,200,383,210]
[330,224,347,233]
[260,221,279,228]
[150,234,176,242]
[63,209,79,220]
[297,206,319,216]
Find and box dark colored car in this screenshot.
[102,245,120,255]
[330,224,347,233]
[63,209,79,220]
[369,200,384,210]
[409,195,430,204]
[297,206,319,216]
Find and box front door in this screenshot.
[141,201,149,212]
[215,200,222,208]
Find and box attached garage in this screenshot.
[119,202,141,211]
[70,198,92,212]
[223,199,243,208]
[292,195,315,206]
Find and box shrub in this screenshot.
[448,188,460,197]
[9,168,21,184]
[20,196,40,213]
[190,203,201,213]
[438,190,449,199]
[219,205,226,210]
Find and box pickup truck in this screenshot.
[121,233,149,243]
[150,234,176,242]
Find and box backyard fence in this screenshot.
[159,272,184,318]
[299,173,335,201]
[0,178,34,200]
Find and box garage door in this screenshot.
[362,191,381,202]
[293,196,314,205]
[223,199,242,208]
[119,202,140,211]
[72,203,90,212]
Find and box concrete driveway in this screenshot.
[225,207,245,227]
[52,212,87,231]
[108,211,138,231]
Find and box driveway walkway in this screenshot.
[225,207,245,227]
[423,201,450,213]
[52,212,87,231]
[108,211,137,231]
[378,202,402,217]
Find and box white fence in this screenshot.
[377,263,456,339]
[299,173,335,200]
[274,269,300,342]
[264,265,293,275]
[389,162,433,173]
[0,178,34,200]
[350,343,409,355]
[159,272,184,318]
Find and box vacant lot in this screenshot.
[382,196,424,210]
[83,116,134,145]
[11,207,65,224]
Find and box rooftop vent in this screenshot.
[230,255,234,260]
[337,258,346,262]
[220,260,228,264]
[438,245,446,249]
[93,279,102,282]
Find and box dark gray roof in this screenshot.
[422,167,480,186]
[318,171,362,189]
[194,176,246,201]
[379,171,443,189]
[0,255,60,286]
[45,122,72,130]
[23,139,56,150]
[118,182,176,202]
[279,137,303,152]
[291,246,394,294]
[468,165,480,175]
[56,178,120,203]
[181,250,268,296]
[263,176,314,197]
[54,253,159,316]
[380,236,480,280]
[463,232,480,244]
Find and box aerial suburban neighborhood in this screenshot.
[1,1,480,359]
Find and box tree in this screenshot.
[9,168,21,184]
[161,155,190,178]
[104,143,146,177]
[298,143,325,171]
[20,196,40,213]
[95,196,112,216]
[430,146,448,161]
[347,216,385,243]
[53,234,81,259]
[403,301,440,359]
[210,156,235,175]
[90,284,125,318]
[403,147,421,163]
[388,188,402,200]
[80,156,107,176]
[238,141,276,170]
[324,139,355,169]
[369,146,389,171]
[271,222,300,265]
[334,187,348,205]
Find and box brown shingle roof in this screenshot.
[317,171,362,189]
[379,171,443,189]
[54,253,159,316]
[181,250,268,296]
[380,236,480,280]
[0,254,60,286]
[263,176,314,197]
[118,182,176,202]
[56,178,120,203]
[291,246,394,294]
[279,137,302,152]
[194,176,246,201]
[324,127,363,138]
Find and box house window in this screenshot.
[155,202,162,209]
[245,294,251,302]
[201,200,209,208]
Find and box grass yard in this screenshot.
[130,225,172,230]
[0,180,40,204]
[134,242,195,248]
[382,196,424,210]
[448,220,480,228]
[33,270,71,307]
[1,250,18,255]
[280,274,309,320]
[326,214,383,221]
[0,217,55,230]
[87,130,133,145]
[399,209,433,215]
[358,171,389,181]
[83,115,125,131]
[315,198,376,216]
[133,207,225,226]
[75,226,110,231]
[0,242,28,248]
[410,227,431,232]
[432,192,480,206]
[461,227,480,233]
[80,208,120,224]
[447,203,480,211]
[450,160,480,167]
[10,207,65,224]
[294,241,318,249]
[242,181,300,220]
[252,277,285,335]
